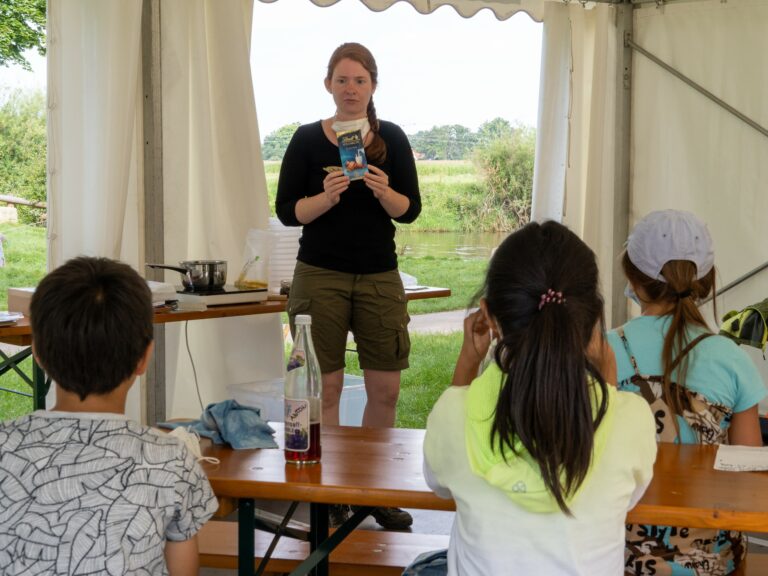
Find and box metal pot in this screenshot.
[147,260,227,291]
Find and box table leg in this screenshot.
[32,358,48,410]
[289,505,373,576]
[238,498,256,576]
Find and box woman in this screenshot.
[275,42,421,530]
[406,221,657,575]
[607,209,765,575]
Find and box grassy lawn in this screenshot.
[0,223,47,310]
[343,331,462,429]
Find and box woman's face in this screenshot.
[325,57,375,120]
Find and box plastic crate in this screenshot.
[229,374,367,426]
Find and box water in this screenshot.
[395,230,507,260]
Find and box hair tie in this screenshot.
[676,289,693,300]
[538,288,566,310]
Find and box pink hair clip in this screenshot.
[538,288,566,310]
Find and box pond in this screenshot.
[394,230,507,260]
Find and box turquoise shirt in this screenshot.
[607,315,766,443]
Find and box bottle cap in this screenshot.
[295,314,312,325]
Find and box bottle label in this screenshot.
[284,397,310,452]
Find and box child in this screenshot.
[607,209,764,575]
[0,256,218,575]
[406,221,657,575]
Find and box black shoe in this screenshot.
[328,504,351,528]
[370,507,413,530]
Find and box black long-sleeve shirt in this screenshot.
[275,120,421,274]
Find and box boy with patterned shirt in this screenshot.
[0,256,218,575]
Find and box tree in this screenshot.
[467,125,536,231]
[0,90,46,224]
[476,117,514,146]
[408,124,476,160]
[261,122,300,160]
[0,0,46,71]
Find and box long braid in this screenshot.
[366,98,386,164]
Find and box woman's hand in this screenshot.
[452,309,493,386]
[363,165,392,200]
[586,323,617,386]
[323,170,349,207]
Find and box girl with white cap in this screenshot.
[607,209,765,575]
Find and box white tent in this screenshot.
[46,0,768,422]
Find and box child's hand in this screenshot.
[452,309,493,386]
[586,323,617,386]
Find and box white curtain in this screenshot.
[47,0,144,266]
[632,0,768,406]
[161,0,284,419]
[47,0,144,417]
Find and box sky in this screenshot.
[0,0,543,139]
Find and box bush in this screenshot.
[466,126,535,231]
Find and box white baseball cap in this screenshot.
[626,209,715,282]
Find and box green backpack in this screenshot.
[719,297,768,353]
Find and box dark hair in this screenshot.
[622,253,717,422]
[30,256,154,400]
[326,42,387,164]
[480,221,608,514]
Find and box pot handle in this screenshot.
[146,263,189,275]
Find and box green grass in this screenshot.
[0,355,35,420]
[399,256,486,314]
[343,331,463,429]
[0,223,47,310]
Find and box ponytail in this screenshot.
[484,221,608,514]
[622,254,717,426]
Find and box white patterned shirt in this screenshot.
[0,411,218,575]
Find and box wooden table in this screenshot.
[200,427,768,576]
[0,287,451,412]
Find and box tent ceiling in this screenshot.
[257,0,550,21]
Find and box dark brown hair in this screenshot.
[480,221,609,514]
[326,42,386,164]
[622,253,717,421]
[30,256,154,400]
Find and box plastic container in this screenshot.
[229,374,367,426]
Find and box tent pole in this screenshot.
[142,0,166,425]
[611,1,633,326]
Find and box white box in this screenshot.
[8,287,35,316]
[229,374,367,426]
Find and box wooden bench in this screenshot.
[198,520,448,576]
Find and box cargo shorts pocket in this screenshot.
[380,313,411,361]
[287,297,311,332]
[374,282,410,361]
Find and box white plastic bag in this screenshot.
[235,229,275,290]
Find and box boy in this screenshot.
[0,256,217,575]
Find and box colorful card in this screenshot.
[336,129,368,181]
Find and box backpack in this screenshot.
[616,328,732,444]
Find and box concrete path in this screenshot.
[408,309,466,334]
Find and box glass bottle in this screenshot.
[284,314,322,464]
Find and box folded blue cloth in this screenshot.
[159,399,278,449]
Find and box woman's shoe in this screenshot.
[328,504,352,528]
[370,507,413,530]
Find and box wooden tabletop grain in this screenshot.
[201,425,768,532]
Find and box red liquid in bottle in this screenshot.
[285,422,321,464]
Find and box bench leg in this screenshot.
[289,505,373,576]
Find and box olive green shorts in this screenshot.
[287,262,410,373]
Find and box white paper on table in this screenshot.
[714,444,768,472]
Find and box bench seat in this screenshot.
[198,520,449,576]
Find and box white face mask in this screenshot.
[331,117,370,140]
[168,426,220,464]
[624,282,641,306]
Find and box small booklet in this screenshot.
[336,129,368,181]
